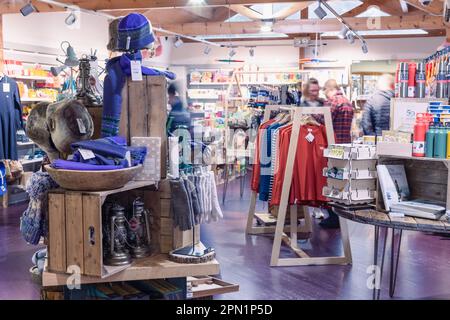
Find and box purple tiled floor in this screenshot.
[1,177,449,300]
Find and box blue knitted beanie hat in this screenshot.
[117,13,155,52]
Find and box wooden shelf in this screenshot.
[21,98,54,103]
[378,155,450,163]
[42,254,220,287]
[20,158,42,165]
[11,75,52,81]
[190,82,230,86]
[17,141,35,147]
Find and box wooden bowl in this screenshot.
[45,165,143,191]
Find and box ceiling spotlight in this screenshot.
[229,48,236,58]
[189,0,205,5]
[338,26,349,39]
[314,1,327,20]
[65,11,77,26]
[249,47,255,57]
[203,46,212,55]
[260,21,273,33]
[346,32,355,44]
[174,36,184,48]
[362,42,369,54]
[20,2,37,16]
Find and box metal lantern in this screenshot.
[127,198,151,259]
[104,203,132,266]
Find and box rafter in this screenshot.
[343,0,376,17]
[229,5,263,20]
[399,0,409,13]
[403,0,443,15]
[51,0,307,11]
[161,15,445,35]
[273,2,312,20]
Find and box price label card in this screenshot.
[76,118,87,134]
[3,83,10,93]
[78,149,96,160]
[125,151,131,167]
[130,60,143,81]
[305,132,315,143]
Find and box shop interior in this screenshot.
[0,0,449,300]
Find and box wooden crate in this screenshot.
[47,181,154,278]
[119,76,168,179]
[145,179,200,253]
[376,156,450,212]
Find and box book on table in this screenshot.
[377,165,445,220]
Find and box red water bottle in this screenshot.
[408,63,416,98]
[413,119,426,157]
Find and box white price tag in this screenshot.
[78,149,96,160]
[76,118,87,134]
[130,60,143,81]
[125,151,131,167]
[3,83,10,93]
[305,132,315,143]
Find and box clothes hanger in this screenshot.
[300,115,321,126]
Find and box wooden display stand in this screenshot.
[145,179,200,253]
[246,105,313,236]
[44,180,218,287]
[376,155,450,212]
[269,107,352,267]
[43,75,226,296]
[119,76,168,179]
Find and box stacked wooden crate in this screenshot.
[145,179,200,254]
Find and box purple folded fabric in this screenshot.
[51,159,124,171]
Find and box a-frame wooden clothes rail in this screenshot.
[270,106,352,267]
[246,105,312,236]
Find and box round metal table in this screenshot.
[334,208,450,300]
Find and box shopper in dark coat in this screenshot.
[167,83,191,135]
[361,74,395,136]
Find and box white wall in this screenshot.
[170,40,299,68]
[170,37,446,67]
[307,37,445,63]
[4,12,110,60]
[3,12,173,68]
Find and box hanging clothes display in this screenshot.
[250,113,329,209]
[170,167,223,231]
[0,76,23,160]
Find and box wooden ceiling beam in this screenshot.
[161,15,446,35]
[273,2,312,20]
[343,1,377,17]
[55,0,307,11]
[229,5,263,20]
[399,0,409,13]
[403,0,444,15]
[375,0,405,16]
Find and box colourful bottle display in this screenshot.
[447,129,450,159]
[425,124,436,158]
[434,126,447,159]
[413,120,426,157]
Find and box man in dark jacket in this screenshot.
[167,83,191,135]
[361,74,395,136]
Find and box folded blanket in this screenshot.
[71,136,147,167]
[52,159,124,171]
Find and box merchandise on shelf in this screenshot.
[189,70,232,84]
[323,144,378,206]
[188,88,222,100]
